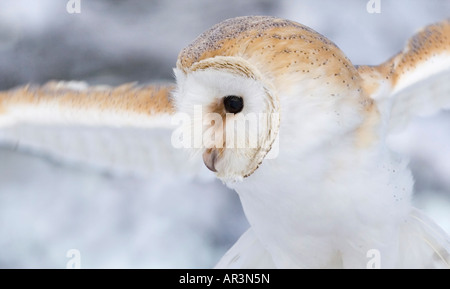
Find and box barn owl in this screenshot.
[1,16,449,268]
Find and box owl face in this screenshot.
[173,56,280,182]
[173,16,373,183]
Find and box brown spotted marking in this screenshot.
[356,19,450,148]
[177,16,362,94]
[384,19,450,89]
[358,20,449,96]
[177,16,381,176]
[357,64,391,97]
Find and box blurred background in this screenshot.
[0,0,449,268]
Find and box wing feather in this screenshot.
[0,81,207,177]
[357,20,450,268]
[0,81,175,128]
[214,228,276,269]
[358,19,450,133]
[399,209,450,268]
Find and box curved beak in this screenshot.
[202,149,217,172]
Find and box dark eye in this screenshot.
[223,95,244,114]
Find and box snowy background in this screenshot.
[0,0,449,268]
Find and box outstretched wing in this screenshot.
[0,81,247,268]
[0,81,204,176]
[358,19,450,269]
[358,19,450,133]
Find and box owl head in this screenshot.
[173,16,374,184]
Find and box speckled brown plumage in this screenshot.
[358,19,450,93]
[390,19,450,87]
[177,16,362,96]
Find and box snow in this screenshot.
[0,0,449,268]
[0,149,248,268]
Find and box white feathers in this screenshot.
[1,16,449,269]
[0,123,206,178]
[398,209,450,268]
[216,209,450,269]
[376,20,450,134]
[206,18,450,269]
[0,82,188,177]
[173,65,280,182]
[388,68,450,133]
[215,228,276,269]
[3,103,174,129]
[391,53,450,96]
[174,68,268,117]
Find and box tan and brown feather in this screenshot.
[0,81,175,116]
